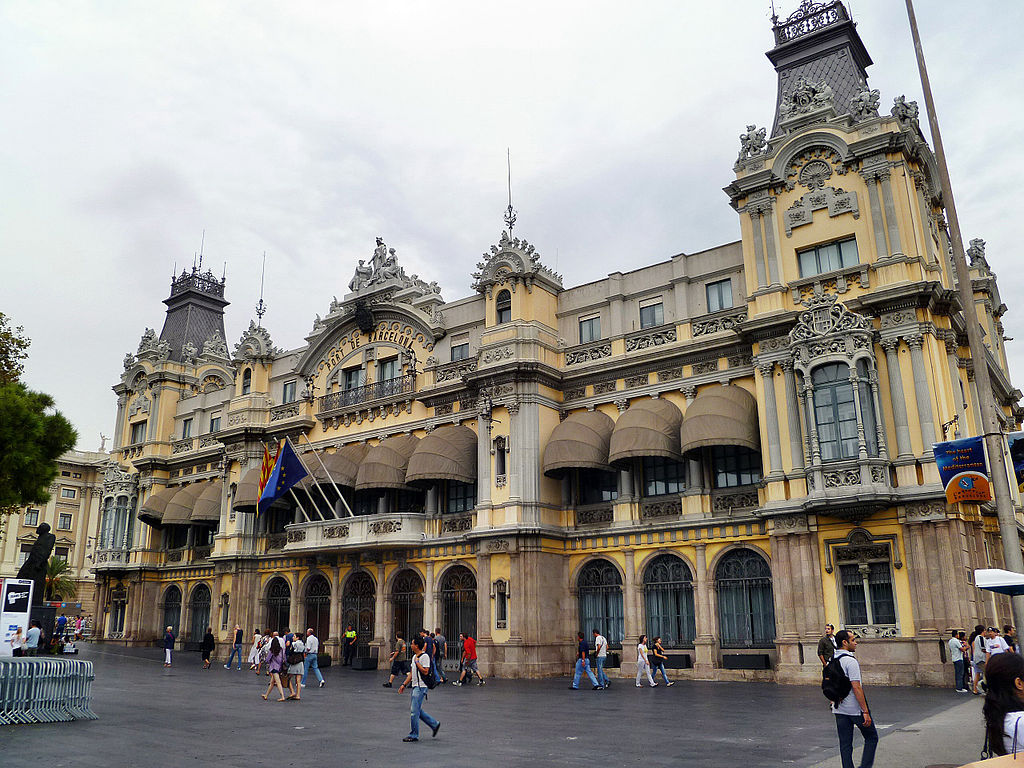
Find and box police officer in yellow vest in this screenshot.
[343,625,358,666]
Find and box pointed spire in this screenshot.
[503,148,517,237]
[255,252,268,327]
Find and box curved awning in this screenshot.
[232,467,261,513]
[299,444,368,491]
[608,398,684,466]
[406,425,477,486]
[191,480,223,524]
[542,410,615,478]
[138,486,176,526]
[679,385,760,454]
[355,434,420,491]
[162,484,204,525]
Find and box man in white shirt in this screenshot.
[831,630,877,768]
[398,636,441,742]
[948,630,967,692]
[25,621,42,657]
[592,628,610,689]
[302,628,325,688]
[986,626,1011,663]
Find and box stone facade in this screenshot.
[90,2,1023,684]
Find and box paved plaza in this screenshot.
[4,645,984,767]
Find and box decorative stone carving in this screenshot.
[712,491,759,514]
[891,95,920,127]
[368,519,402,535]
[324,524,350,539]
[269,403,300,422]
[624,374,648,389]
[472,230,562,297]
[576,506,613,525]
[847,624,899,639]
[625,326,676,352]
[181,342,198,366]
[850,88,880,121]
[823,468,861,488]
[348,259,373,292]
[201,331,230,360]
[614,398,629,413]
[736,124,767,162]
[435,360,477,383]
[285,529,306,543]
[487,539,510,552]
[441,515,473,533]
[481,346,515,364]
[771,514,809,535]
[172,438,193,455]
[435,403,454,416]
[657,368,682,383]
[593,381,617,395]
[128,392,151,417]
[234,320,280,361]
[798,159,833,190]
[692,360,718,375]
[640,499,682,520]
[136,328,171,361]
[784,187,859,236]
[565,342,612,366]
[789,294,874,373]
[692,309,747,336]
[564,387,586,401]
[728,354,752,368]
[495,474,507,488]
[967,238,990,270]
[780,77,833,117]
[903,500,947,523]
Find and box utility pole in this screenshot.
[904,0,1024,624]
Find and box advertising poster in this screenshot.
[932,436,992,504]
[0,578,34,658]
[1007,431,1024,493]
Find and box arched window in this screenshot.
[265,577,291,634]
[342,572,375,658]
[392,570,424,642]
[812,362,878,461]
[189,583,212,643]
[304,575,331,642]
[241,368,252,395]
[643,555,695,648]
[715,549,775,649]
[100,497,115,548]
[577,559,624,648]
[440,565,477,644]
[495,290,512,324]
[162,585,182,637]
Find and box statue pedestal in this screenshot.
[30,605,57,652]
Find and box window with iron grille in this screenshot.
[715,549,775,649]
[577,559,624,648]
[440,565,477,647]
[644,554,695,648]
[392,570,424,642]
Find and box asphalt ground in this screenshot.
[1,644,983,767]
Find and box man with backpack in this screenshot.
[823,630,877,768]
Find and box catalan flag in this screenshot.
[258,438,309,507]
[256,442,280,513]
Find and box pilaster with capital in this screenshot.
[881,338,913,457]
[860,165,890,259]
[906,334,937,448]
[757,360,784,477]
[622,549,640,652]
[476,411,492,506]
[748,209,768,288]
[423,560,435,632]
[781,360,804,471]
[476,550,492,644]
[693,544,717,674]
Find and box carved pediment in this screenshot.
[233,320,280,362]
[472,231,562,297]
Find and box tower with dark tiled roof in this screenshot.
[158,268,229,362]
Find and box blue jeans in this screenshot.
[408,687,439,739]
[953,659,966,690]
[835,713,878,768]
[594,656,609,686]
[226,643,242,668]
[653,661,670,684]
[302,654,323,684]
[572,658,599,688]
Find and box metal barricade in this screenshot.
[0,657,97,726]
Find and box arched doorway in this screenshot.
[391,570,423,643]
[189,584,212,644]
[577,559,624,647]
[108,586,127,639]
[341,572,375,658]
[715,549,775,649]
[265,577,291,634]
[439,565,476,645]
[304,575,331,642]
[162,585,182,637]
[643,554,695,648]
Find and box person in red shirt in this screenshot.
[452,632,485,686]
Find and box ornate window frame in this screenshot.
[823,528,902,638]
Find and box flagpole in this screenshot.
[299,432,354,517]
[286,437,338,520]
[289,488,311,523]
[259,438,322,521]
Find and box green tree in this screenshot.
[0,311,30,384]
[44,556,77,601]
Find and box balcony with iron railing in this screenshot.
[279,512,428,551]
[316,374,415,417]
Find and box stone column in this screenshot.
[329,564,342,650]
[693,544,716,676]
[945,335,967,436]
[508,550,523,643]
[904,523,940,636]
[622,549,640,652]
[771,533,799,641]
[476,550,492,644]
[881,339,913,458]
[906,335,937,448]
[476,411,491,507]
[508,401,522,503]
[113,394,127,449]
[371,563,388,667]
[861,171,889,259]
[146,387,161,446]
[879,173,903,256]
[423,560,436,633]
[868,369,889,459]
[781,361,804,471]
[758,361,784,477]
[288,574,302,635]
[749,211,768,289]
[802,380,821,466]
[762,205,782,286]
[425,486,438,514]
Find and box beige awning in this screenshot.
[138,486,176,526]
[162,483,204,525]
[191,480,223,524]
[608,398,684,466]
[543,410,615,477]
[406,425,477,486]
[299,444,368,490]
[232,467,261,512]
[355,434,420,491]
[679,385,760,454]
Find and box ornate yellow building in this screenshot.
[92,1,1022,684]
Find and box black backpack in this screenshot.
[822,654,853,704]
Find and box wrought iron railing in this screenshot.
[773,1,847,45]
[317,374,415,413]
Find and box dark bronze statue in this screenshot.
[16,523,56,605]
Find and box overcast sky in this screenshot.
[2,1,1022,452]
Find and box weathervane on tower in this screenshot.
[503,148,517,237]
[255,252,268,326]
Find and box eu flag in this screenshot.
[258,439,309,506]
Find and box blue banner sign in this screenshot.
[1007,431,1024,493]
[933,436,992,504]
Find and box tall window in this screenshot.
[343,367,364,391]
[450,343,470,362]
[392,570,424,643]
[58,513,72,530]
[812,362,878,461]
[798,238,859,277]
[711,446,762,488]
[839,560,896,628]
[446,481,476,513]
[579,316,601,344]
[18,544,32,566]
[377,357,399,381]
[129,421,146,445]
[577,469,618,505]
[644,555,695,648]
[577,559,624,648]
[54,547,69,562]
[494,579,508,629]
[341,572,376,658]
[706,279,733,313]
[24,509,39,527]
[189,584,212,643]
[495,290,512,324]
[304,575,331,642]
[265,578,291,634]
[494,437,507,478]
[182,418,193,439]
[163,586,182,636]
[639,301,664,329]
[209,411,222,433]
[716,549,775,649]
[241,368,252,395]
[440,565,477,646]
[641,457,685,497]
[282,380,297,404]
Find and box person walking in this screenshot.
[453,632,485,686]
[262,637,287,702]
[247,629,263,671]
[25,620,42,657]
[981,651,1024,755]
[818,624,838,666]
[570,631,602,690]
[74,616,83,641]
[651,636,674,686]
[635,634,657,687]
[592,629,611,688]
[56,613,68,640]
[830,630,877,768]
[302,628,325,688]
[8,626,26,656]
[417,629,438,684]
[162,626,175,667]
[1004,625,1018,653]
[200,627,215,669]
[433,628,447,683]
[383,631,409,688]
[986,626,1011,663]
[949,630,968,693]
[971,624,987,695]
[286,634,305,700]
[397,635,441,742]
[224,624,244,670]
[342,624,358,666]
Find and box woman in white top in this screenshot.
[286,637,305,700]
[635,634,657,688]
[982,651,1024,755]
[8,626,26,657]
[247,629,263,671]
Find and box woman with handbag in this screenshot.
[285,635,305,700]
[200,628,215,669]
[247,629,262,671]
[982,651,1024,756]
[262,637,287,702]
[650,637,675,686]
[635,634,657,688]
